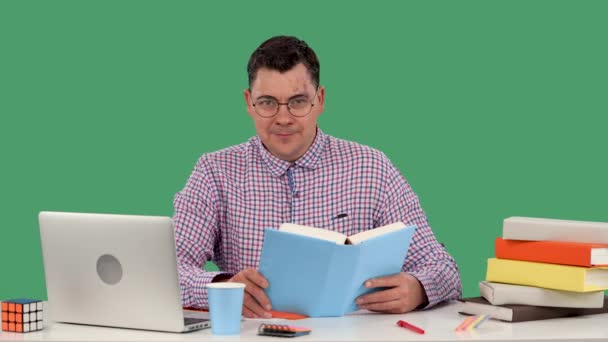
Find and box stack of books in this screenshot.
[460,216,608,322]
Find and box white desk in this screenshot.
[1,301,607,342]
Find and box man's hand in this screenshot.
[355,272,428,314]
[225,268,272,318]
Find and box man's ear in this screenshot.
[244,88,255,118]
[315,86,326,113]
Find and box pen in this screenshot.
[332,213,348,220]
[397,320,425,334]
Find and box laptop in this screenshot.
[39,211,211,333]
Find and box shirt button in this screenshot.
[294,192,300,198]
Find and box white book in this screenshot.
[480,281,606,308]
[503,217,608,244]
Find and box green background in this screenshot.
[1,1,607,301]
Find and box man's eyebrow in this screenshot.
[288,93,310,100]
[255,95,277,101]
[255,93,310,101]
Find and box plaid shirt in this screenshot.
[173,129,462,309]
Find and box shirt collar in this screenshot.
[254,127,328,178]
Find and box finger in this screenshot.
[244,269,269,289]
[357,287,402,305]
[252,291,272,311]
[243,293,270,318]
[243,270,272,310]
[242,305,258,319]
[230,269,272,311]
[359,299,403,313]
[364,273,403,289]
[242,281,272,311]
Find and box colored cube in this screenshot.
[1,299,43,333]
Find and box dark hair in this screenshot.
[247,36,320,89]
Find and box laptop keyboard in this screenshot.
[184,317,209,325]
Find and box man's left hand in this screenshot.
[356,272,428,314]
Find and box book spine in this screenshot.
[503,218,608,244]
[481,281,605,308]
[495,238,592,267]
[314,244,359,317]
[485,258,606,292]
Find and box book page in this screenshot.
[279,223,347,244]
[346,221,405,245]
[586,268,608,287]
[460,299,512,321]
[591,248,608,265]
[479,281,496,303]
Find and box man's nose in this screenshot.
[274,104,293,123]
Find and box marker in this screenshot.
[455,316,477,332]
[397,320,425,334]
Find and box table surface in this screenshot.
[2,301,608,342]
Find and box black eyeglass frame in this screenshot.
[251,87,320,118]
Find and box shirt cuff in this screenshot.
[407,271,441,309]
[182,271,233,309]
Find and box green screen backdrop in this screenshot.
[1,1,607,301]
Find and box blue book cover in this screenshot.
[258,223,416,317]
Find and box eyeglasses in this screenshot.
[252,88,318,118]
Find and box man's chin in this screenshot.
[278,151,298,162]
[270,147,300,162]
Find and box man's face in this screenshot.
[244,63,325,162]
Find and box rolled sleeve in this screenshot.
[173,157,226,308]
[377,159,462,308]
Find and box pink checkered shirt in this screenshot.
[173,129,462,309]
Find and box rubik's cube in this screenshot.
[1,299,43,333]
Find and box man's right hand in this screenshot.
[223,268,272,318]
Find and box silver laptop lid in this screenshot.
[39,211,189,332]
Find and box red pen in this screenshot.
[397,320,425,334]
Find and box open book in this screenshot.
[258,222,416,317]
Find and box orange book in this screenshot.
[495,238,608,267]
[183,307,308,320]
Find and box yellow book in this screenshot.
[486,258,608,292]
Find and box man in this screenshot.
[174,36,461,319]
